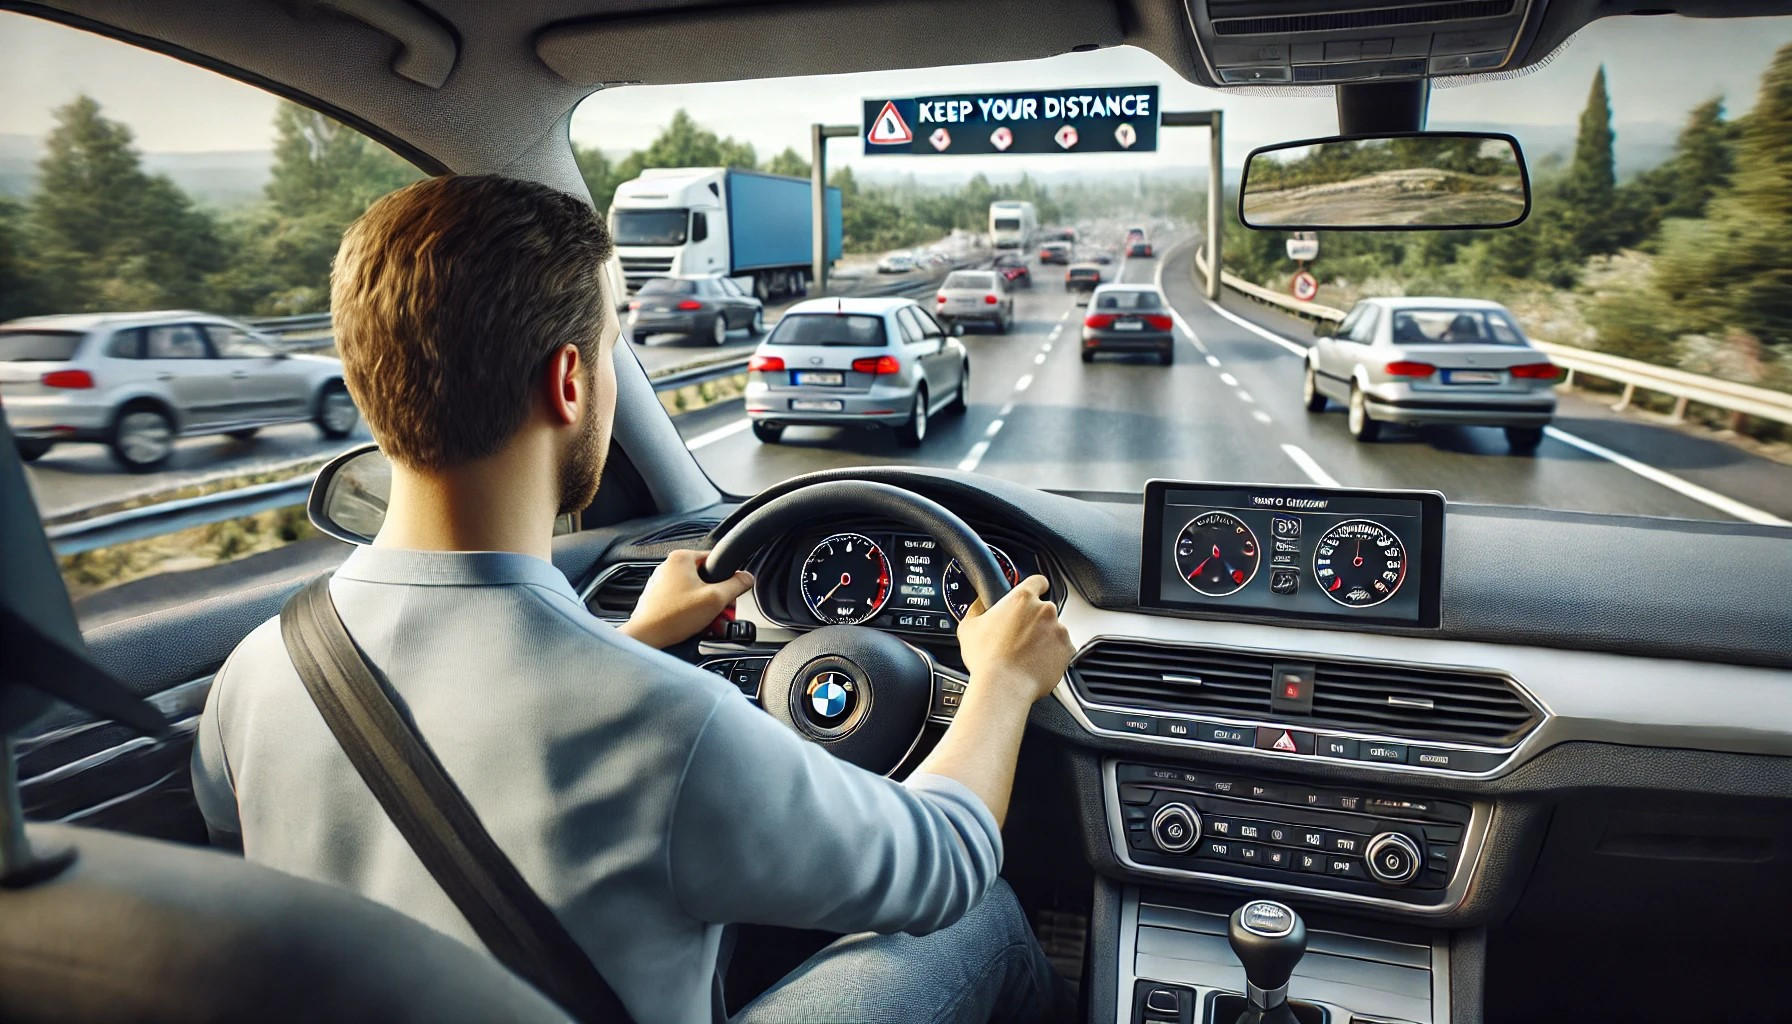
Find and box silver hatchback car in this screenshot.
[1303,297,1560,450]
[745,297,968,448]
[934,270,1014,334]
[0,310,358,471]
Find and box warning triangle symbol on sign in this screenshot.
[867,101,914,145]
[1272,730,1298,752]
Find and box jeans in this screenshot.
[731,879,1072,1024]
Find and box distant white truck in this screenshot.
[988,200,1037,250]
[608,167,843,302]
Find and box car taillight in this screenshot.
[1384,361,1436,378]
[1084,314,1115,329]
[40,369,94,389]
[627,301,640,311]
[676,300,703,311]
[1510,362,1561,380]
[747,355,784,372]
[937,294,947,303]
[1142,314,1174,331]
[852,355,901,375]
[984,294,998,305]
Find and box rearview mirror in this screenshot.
[1240,132,1529,231]
[308,443,390,545]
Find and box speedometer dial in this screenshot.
[800,533,892,625]
[1174,512,1261,597]
[1313,519,1407,607]
[942,546,1020,621]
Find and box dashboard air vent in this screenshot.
[1213,0,1513,36]
[1070,640,1538,745]
[634,519,720,545]
[587,564,658,619]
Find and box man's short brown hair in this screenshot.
[331,174,614,469]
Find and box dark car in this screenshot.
[627,275,765,345]
[1038,242,1073,265]
[1080,284,1174,365]
[1127,241,1154,258]
[1065,263,1104,292]
[993,253,1031,288]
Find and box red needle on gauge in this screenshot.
[1189,544,1219,579]
[1352,539,1364,567]
[820,571,851,603]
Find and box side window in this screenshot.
[719,277,745,298]
[103,329,143,359]
[895,307,925,345]
[144,324,210,359]
[206,325,274,358]
[1335,304,1364,340]
[915,307,947,339]
[1351,306,1380,343]
[691,211,709,243]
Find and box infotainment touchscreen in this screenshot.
[1140,480,1444,628]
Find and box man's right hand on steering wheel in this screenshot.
[957,575,1075,708]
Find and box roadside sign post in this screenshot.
[1161,109,1225,301]
[810,122,859,297]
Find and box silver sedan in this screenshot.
[1303,297,1560,450]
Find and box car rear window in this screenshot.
[1069,267,1099,278]
[767,313,888,347]
[1389,309,1526,345]
[0,330,82,362]
[944,272,997,290]
[1095,290,1163,310]
[639,279,696,295]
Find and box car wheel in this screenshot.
[750,308,765,336]
[110,405,175,472]
[1303,360,1327,412]
[227,428,260,441]
[15,439,51,462]
[316,381,359,439]
[897,389,927,448]
[712,314,728,346]
[752,421,783,444]
[1081,350,1095,364]
[1505,425,1545,451]
[1347,384,1381,442]
[947,363,969,414]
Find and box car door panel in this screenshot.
[141,323,232,429]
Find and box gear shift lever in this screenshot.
[1226,899,1307,1024]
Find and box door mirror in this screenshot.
[1313,320,1337,338]
[308,444,390,545]
[1240,132,1529,231]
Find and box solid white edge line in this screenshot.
[1280,443,1341,487]
[957,440,991,473]
[685,417,751,450]
[1168,248,1308,358]
[1543,426,1791,526]
[1152,244,1205,355]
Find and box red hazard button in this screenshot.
[1256,727,1316,755]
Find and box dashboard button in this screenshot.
[1295,850,1327,874]
[1335,794,1364,813]
[1204,776,1244,797]
[1161,719,1196,740]
[1089,710,1158,736]
[1264,847,1291,869]
[1325,831,1364,855]
[1318,735,1359,760]
[1408,746,1505,773]
[1200,838,1235,860]
[1270,663,1315,714]
[1296,827,1327,850]
[1264,823,1294,845]
[1326,856,1364,879]
[1366,796,1432,817]
[1196,722,1254,747]
[1236,843,1262,865]
[1234,820,1265,842]
[1243,781,1286,803]
[705,660,735,677]
[1359,741,1409,764]
[1423,824,1465,844]
[1206,817,1235,838]
[1255,727,1316,755]
[1119,785,1155,805]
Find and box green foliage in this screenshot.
[764,147,811,179]
[1560,67,1619,257]
[0,197,47,320]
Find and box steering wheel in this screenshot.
[699,481,1013,774]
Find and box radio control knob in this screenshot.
[1365,832,1423,886]
[1150,803,1202,855]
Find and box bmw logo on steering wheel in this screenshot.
[806,671,854,722]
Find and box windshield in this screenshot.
[1388,309,1525,345]
[0,331,82,361]
[767,313,888,347]
[1095,291,1162,311]
[639,279,697,294]
[993,218,1020,230]
[944,272,997,290]
[613,208,689,246]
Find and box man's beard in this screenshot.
[557,386,605,516]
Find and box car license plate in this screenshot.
[793,371,843,386]
[791,398,844,412]
[1113,320,1143,330]
[1443,369,1501,385]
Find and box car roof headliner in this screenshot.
[14,0,1785,201]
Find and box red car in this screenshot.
[994,255,1031,287]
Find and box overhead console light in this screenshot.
[1182,0,1541,86]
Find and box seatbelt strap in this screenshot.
[279,574,632,1024]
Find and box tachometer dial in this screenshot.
[1312,519,1407,607]
[942,546,1021,621]
[1174,512,1261,597]
[800,533,892,625]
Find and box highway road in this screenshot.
[676,238,1792,526]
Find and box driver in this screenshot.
[191,175,1076,1024]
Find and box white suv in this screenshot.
[0,310,358,471]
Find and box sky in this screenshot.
[2,9,1789,174]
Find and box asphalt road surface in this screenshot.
[677,238,1792,526]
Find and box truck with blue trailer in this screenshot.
[608,167,844,301]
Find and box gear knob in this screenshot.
[1228,899,1307,1010]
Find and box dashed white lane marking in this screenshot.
[686,418,751,450]
[1000,401,1015,417]
[1059,310,1071,322]
[1205,355,1221,368]
[1034,352,1047,365]
[957,440,991,473]
[1219,372,1238,387]
[1251,410,1274,425]
[1015,373,1034,392]
[1237,391,1255,403]
[985,418,1004,437]
[1050,326,1062,339]
[1544,427,1791,526]
[1043,342,1053,353]
[1281,443,1341,487]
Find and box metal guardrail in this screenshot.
[245,312,334,333]
[1195,246,1792,428]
